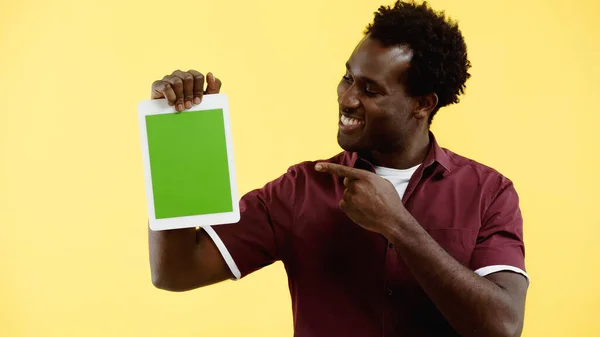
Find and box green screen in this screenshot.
[145,109,233,219]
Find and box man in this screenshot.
[148,1,529,336]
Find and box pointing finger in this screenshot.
[315,163,370,180]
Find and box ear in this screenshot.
[413,93,438,121]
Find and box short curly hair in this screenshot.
[365,1,471,124]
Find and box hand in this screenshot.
[151,69,222,112]
[315,162,414,236]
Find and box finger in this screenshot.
[163,74,185,112]
[345,180,360,194]
[205,72,222,94]
[315,162,370,180]
[343,188,351,201]
[151,80,176,104]
[173,70,194,109]
[187,70,205,104]
[343,177,358,192]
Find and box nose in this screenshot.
[338,84,360,110]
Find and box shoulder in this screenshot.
[442,147,518,201]
[446,147,512,180]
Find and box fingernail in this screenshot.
[194,97,201,104]
[185,101,192,109]
[315,164,322,171]
[177,104,183,111]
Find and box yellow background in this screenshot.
[1,0,599,336]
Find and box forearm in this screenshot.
[148,225,198,290]
[387,220,521,337]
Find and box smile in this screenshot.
[339,115,364,132]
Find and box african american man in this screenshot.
[148,1,529,336]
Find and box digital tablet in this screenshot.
[138,94,240,231]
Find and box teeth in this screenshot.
[341,115,362,126]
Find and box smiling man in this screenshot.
[148,1,529,336]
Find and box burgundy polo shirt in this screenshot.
[205,133,527,337]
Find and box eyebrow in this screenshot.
[345,62,383,88]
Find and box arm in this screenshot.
[149,227,233,291]
[148,69,230,291]
[149,156,295,291]
[387,221,527,337]
[148,67,293,288]
[315,163,528,337]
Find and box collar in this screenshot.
[423,131,452,172]
[346,131,452,173]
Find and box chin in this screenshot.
[337,132,365,152]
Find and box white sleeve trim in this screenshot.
[203,226,241,280]
[474,265,530,284]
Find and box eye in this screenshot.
[342,73,353,83]
[364,87,378,97]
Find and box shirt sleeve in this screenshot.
[470,177,528,282]
[207,166,297,279]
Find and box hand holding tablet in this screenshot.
[138,71,240,231]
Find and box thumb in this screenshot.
[205,72,222,94]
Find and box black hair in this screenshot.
[365,1,471,124]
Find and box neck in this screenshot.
[368,131,430,169]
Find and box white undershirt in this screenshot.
[206,164,529,283]
[374,164,421,199]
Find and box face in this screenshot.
[337,35,420,154]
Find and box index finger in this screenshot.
[314,162,370,180]
[151,80,176,105]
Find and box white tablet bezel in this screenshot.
[138,93,240,231]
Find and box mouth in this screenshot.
[339,114,365,132]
